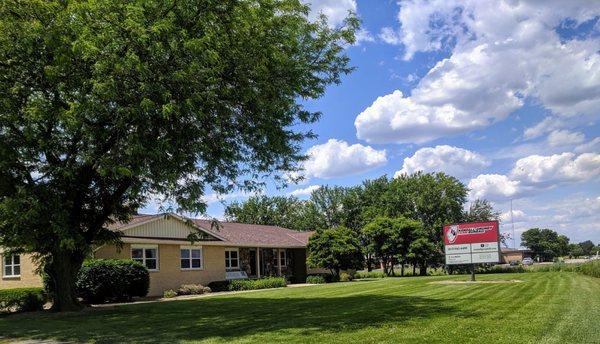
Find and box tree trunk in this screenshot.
[401,263,405,277]
[46,250,85,312]
[367,254,372,272]
[412,264,416,275]
[419,261,427,276]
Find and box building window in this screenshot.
[273,249,286,267]
[131,245,158,271]
[181,247,203,270]
[225,249,239,270]
[3,254,20,277]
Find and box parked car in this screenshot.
[522,257,534,265]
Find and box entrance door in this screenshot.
[248,249,257,276]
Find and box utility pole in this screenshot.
[510,199,516,250]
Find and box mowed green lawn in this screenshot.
[0,272,598,344]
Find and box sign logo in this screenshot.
[447,225,458,244]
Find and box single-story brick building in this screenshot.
[1,213,313,296]
[500,248,533,264]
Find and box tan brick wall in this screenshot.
[0,253,43,290]
[95,243,226,296]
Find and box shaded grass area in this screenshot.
[0,273,598,343]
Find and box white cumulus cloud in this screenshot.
[288,185,321,197]
[469,152,600,201]
[301,139,387,180]
[547,130,585,147]
[499,209,528,223]
[395,145,489,178]
[510,152,600,186]
[303,0,356,28]
[356,0,600,144]
[468,174,522,202]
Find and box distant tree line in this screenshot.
[226,172,500,276]
[520,228,598,261]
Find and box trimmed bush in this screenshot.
[0,288,45,313]
[306,275,326,284]
[339,272,353,282]
[578,260,600,278]
[228,277,286,291]
[76,259,149,304]
[207,280,231,292]
[163,289,177,298]
[355,271,387,279]
[176,284,210,296]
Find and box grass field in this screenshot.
[0,272,598,343]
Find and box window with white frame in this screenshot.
[180,246,203,270]
[3,254,20,277]
[225,249,239,269]
[131,245,158,271]
[273,249,286,267]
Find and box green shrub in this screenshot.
[176,284,211,296]
[207,280,231,292]
[578,260,600,278]
[76,259,149,304]
[0,288,45,313]
[339,272,353,282]
[163,289,177,298]
[354,271,387,279]
[306,275,326,284]
[228,277,286,291]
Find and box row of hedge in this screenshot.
[207,277,286,292]
[0,288,45,313]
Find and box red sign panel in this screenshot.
[443,221,499,245]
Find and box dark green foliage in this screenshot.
[207,280,231,292]
[228,277,286,291]
[0,287,45,313]
[305,275,326,284]
[578,240,596,256]
[521,228,570,261]
[76,259,149,304]
[0,0,356,311]
[307,226,364,276]
[362,216,422,276]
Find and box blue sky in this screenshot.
[144,0,600,247]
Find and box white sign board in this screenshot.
[443,221,500,265]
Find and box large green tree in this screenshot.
[362,216,421,276]
[464,199,499,222]
[306,226,364,276]
[521,228,570,262]
[0,0,357,311]
[224,195,321,231]
[387,172,468,273]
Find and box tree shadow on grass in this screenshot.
[0,294,474,343]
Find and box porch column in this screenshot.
[277,248,282,276]
[256,247,261,278]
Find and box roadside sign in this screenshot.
[443,221,500,265]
